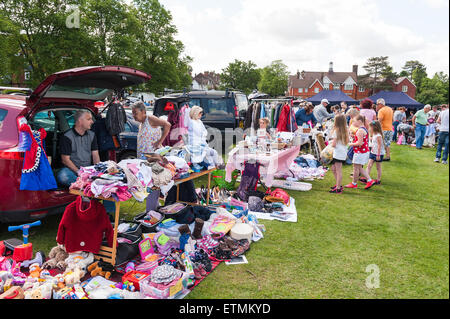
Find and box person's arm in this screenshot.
[147,115,171,149]
[91,134,100,165]
[349,129,364,147]
[61,155,79,174]
[412,114,417,128]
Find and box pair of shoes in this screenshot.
[344,183,358,189]
[364,180,376,189]
[329,187,343,194]
[434,158,441,163]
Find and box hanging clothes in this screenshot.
[19,123,57,191]
[243,103,255,131]
[163,107,183,147]
[276,104,291,132]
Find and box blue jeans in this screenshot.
[436,131,449,162]
[56,167,78,187]
[415,123,427,149]
[393,121,400,141]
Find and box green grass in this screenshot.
[1,144,448,299]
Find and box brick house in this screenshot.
[288,62,417,101]
[192,71,221,90]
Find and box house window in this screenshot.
[333,83,340,90]
[305,88,308,93]
[344,84,353,91]
[324,83,330,90]
[402,85,408,93]
[359,86,365,92]
[298,88,303,93]
[314,87,319,94]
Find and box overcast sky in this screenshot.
[158,0,449,77]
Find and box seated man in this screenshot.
[57,110,100,187]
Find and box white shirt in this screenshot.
[331,132,348,161]
[439,109,449,132]
[370,134,386,156]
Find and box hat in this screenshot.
[321,99,329,105]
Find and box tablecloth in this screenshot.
[225,145,301,187]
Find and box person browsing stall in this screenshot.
[314,99,334,125]
[295,102,317,127]
[412,104,431,150]
[57,110,100,187]
[131,101,171,159]
[376,98,394,161]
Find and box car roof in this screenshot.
[0,94,27,115]
[161,90,245,99]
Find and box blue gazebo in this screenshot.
[307,90,358,106]
[367,91,424,109]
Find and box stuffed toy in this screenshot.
[87,261,112,280]
[65,252,94,273]
[42,245,69,271]
[64,267,84,286]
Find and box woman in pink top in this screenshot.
[359,98,377,123]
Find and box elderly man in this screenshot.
[314,98,334,125]
[376,98,394,161]
[435,104,449,164]
[57,110,100,187]
[412,104,432,150]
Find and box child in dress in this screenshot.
[366,121,385,185]
[345,115,376,190]
[329,115,349,194]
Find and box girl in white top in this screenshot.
[329,114,349,194]
[367,120,386,184]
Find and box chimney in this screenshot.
[297,70,300,79]
[353,65,358,75]
[329,62,334,73]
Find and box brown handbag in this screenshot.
[0,286,25,299]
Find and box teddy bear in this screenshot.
[87,261,112,280]
[64,267,84,286]
[64,252,94,274]
[42,245,69,271]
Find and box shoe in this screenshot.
[364,180,376,189]
[374,180,381,185]
[329,187,343,194]
[443,161,448,165]
[330,185,337,190]
[359,177,368,184]
[434,158,440,163]
[382,158,391,162]
[344,183,358,189]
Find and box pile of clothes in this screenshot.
[274,154,328,181]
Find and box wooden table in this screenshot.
[68,167,216,266]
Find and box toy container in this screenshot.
[139,272,189,299]
[121,271,150,291]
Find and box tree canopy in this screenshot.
[0,0,193,94]
[220,59,260,95]
[257,60,289,97]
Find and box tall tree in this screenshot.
[220,59,260,95]
[402,60,427,81]
[257,60,289,97]
[362,56,392,92]
[416,72,449,106]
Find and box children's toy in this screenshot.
[0,286,24,299]
[29,263,42,278]
[0,241,5,256]
[140,272,189,299]
[122,270,150,291]
[65,252,94,273]
[125,262,135,273]
[64,267,84,286]
[42,245,69,270]
[87,261,112,280]
[21,251,45,268]
[139,238,155,262]
[5,220,41,262]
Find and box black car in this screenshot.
[153,90,249,152]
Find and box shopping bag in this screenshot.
[320,144,335,165]
[397,134,404,145]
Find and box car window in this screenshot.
[188,99,201,108]
[0,108,7,133]
[202,98,232,117]
[30,111,56,132]
[235,94,248,111]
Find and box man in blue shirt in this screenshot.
[295,102,317,127]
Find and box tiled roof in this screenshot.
[289,71,357,88]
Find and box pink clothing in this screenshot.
[225,145,301,187]
[360,109,377,122]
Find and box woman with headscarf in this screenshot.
[185,105,223,172]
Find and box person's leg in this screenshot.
[56,167,78,188]
[352,164,360,184]
[384,131,392,159]
[393,121,399,141]
[442,132,449,163]
[367,159,374,177]
[330,162,337,186]
[376,162,382,181]
[335,162,343,189]
[436,132,445,160]
[415,125,423,149]
[418,124,426,149]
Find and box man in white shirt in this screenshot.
[435,104,449,164]
[314,99,334,125]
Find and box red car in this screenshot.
[0,66,151,223]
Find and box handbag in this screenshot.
[269,188,290,205]
[320,144,334,165]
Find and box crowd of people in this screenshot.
[294,98,449,194]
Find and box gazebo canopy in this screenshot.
[368,91,424,109]
[307,90,357,106]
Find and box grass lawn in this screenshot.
[1,144,448,299]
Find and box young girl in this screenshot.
[345,115,376,190]
[257,118,271,139]
[366,121,385,185]
[329,115,349,194]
